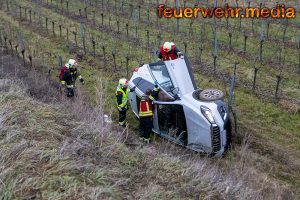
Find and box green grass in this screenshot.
[1,0,300,196]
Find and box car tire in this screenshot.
[199,89,224,101]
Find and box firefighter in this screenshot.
[60,59,85,97]
[158,42,183,61]
[139,82,160,143]
[116,78,135,127]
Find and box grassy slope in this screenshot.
[0,0,299,197]
[0,58,295,199]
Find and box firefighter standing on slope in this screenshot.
[59,59,85,97]
[116,78,136,127]
[158,42,183,61]
[139,81,160,143]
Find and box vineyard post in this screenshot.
[213,55,217,73]
[275,75,282,99]
[298,38,300,73]
[19,6,22,20]
[6,0,9,11]
[59,25,62,37]
[266,20,270,39]
[92,10,95,25]
[72,31,77,45]
[129,3,133,17]
[29,55,33,67]
[112,51,117,70]
[52,21,55,36]
[259,39,264,62]
[25,8,27,20]
[80,21,86,54]
[153,47,157,62]
[175,0,179,33]
[18,31,25,66]
[46,17,48,29]
[134,8,139,39]
[66,28,69,40]
[157,33,161,48]
[60,0,63,12]
[14,45,18,57]
[91,35,96,57]
[9,39,13,55]
[4,36,7,48]
[79,9,82,17]
[199,47,203,64]
[147,8,150,23]
[298,50,300,74]
[66,1,69,12]
[109,16,111,30]
[84,7,88,19]
[184,42,187,56]
[29,9,32,23]
[156,0,159,27]
[102,45,106,60]
[228,32,232,50]
[228,62,238,111]
[243,34,248,53]
[58,56,63,69]
[252,67,259,90]
[282,19,288,43]
[101,13,104,25]
[22,49,25,67]
[138,5,141,20]
[146,30,149,48]
[117,20,120,33]
[126,55,129,79]
[126,23,128,37]
[189,19,194,36]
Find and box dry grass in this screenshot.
[0,54,298,199]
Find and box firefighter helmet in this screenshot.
[67,59,77,68]
[119,78,128,87]
[163,42,173,52]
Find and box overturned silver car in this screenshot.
[128,57,231,156]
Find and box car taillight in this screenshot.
[133,68,139,72]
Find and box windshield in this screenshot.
[149,64,175,94]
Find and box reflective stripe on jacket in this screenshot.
[116,87,129,108]
[139,96,153,117]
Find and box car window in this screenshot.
[149,64,175,94]
[132,78,154,95]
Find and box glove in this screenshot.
[80,78,85,85]
[154,80,159,86]
[61,81,66,85]
[178,52,184,58]
[118,106,127,112]
[132,86,136,90]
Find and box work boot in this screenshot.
[143,138,150,144]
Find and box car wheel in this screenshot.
[199,89,224,101]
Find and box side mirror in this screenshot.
[172,87,179,95]
[171,87,180,100]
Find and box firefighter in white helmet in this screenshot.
[59,59,85,97]
[158,42,183,61]
[116,78,136,126]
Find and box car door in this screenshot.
[153,101,188,146]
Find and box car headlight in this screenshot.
[201,106,215,124]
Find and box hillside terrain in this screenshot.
[0,0,300,199]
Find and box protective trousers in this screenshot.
[139,116,153,139]
[118,110,127,126]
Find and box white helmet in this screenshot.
[163,42,173,52]
[119,78,128,87]
[66,59,77,68]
